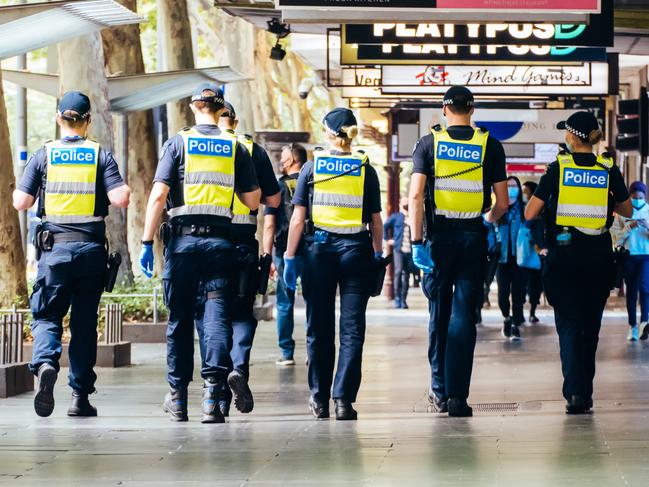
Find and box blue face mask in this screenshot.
[508,187,520,201]
[633,198,645,209]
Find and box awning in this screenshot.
[1,66,249,112]
[0,0,143,60]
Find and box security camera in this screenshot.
[298,78,314,100]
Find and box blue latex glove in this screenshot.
[412,244,435,274]
[139,243,154,278]
[283,255,297,291]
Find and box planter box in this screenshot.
[0,362,34,398]
[23,342,131,368]
[122,323,167,343]
[97,342,131,368]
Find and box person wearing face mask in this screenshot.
[265,143,308,366]
[494,176,527,340]
[525,111,632,414]
[612,181,649,341]
[522,181,545,323]
[384,196,413,309]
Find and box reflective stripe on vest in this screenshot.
[231,135,257,226]
[433,127,488,219]
[43,139,103,224]
[312,151,367,234]
[556,153,613,230]
[168,129,236,219]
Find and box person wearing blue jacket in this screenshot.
[384,197,413,309]
[614,181,649,341]
[495,176,527,340]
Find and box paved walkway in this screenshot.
[1,291,649,486]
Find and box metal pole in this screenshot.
[15,41,28,255]
[153,287,159,324]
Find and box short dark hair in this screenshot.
[59,110,89,129]
[446,104,472,116]
[283,143,307,165]
[192,90,223,114]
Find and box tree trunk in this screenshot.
[0,71,28,307]
[102,0,161,275]
[158,0,194,135]
[58,34,134,284]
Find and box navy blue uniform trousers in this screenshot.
[303,234,373,403]
[422,227,486,401]
[164,235,235,389]
[543,233,614,402]
[30,241,106,394]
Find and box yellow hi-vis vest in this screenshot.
[556,153,613,231]
[169,128,236,220]
[231,134,258,226]
[433,127,488,219]
[312,150,367,234]
[44,139,102,224]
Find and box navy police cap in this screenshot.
[58,91,91,120]
[192,82,225,106]
[323,108,357,137]
[222,102,236,119]
[443,86,474,107]
[557,111,600,142]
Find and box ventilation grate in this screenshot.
[473,402,519,413]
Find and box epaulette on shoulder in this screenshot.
[432,124,443,132]
[601,151,614,159]
[314,146,325,152]
[356,149,366,155]
[477,126,488,133]
[44,139,53,145]
[557,149,570,156]
[243,133,253,140]
[180,126,191,132]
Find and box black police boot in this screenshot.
[428,393,448,413]
[502,317,512,339]
[566,395,591,415]
[448,398,473,417]
[227,370,254,414]
[511,324,521,341]
[641,322,649,341]
[308,396,330,419]
[163,388,188,422]
[34,363,58,417]
[334,399,358,421]
[201,378,226,424]
[67,391,97,417]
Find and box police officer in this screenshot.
[264,143,308,366]
[139,83,261,423]
[13,91,131,417]
[213,102,280,416]
[283,108,383,420]
[409,86,508,417]
[525,111,632,414]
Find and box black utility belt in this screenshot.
[171,224,230,239]
[36,230,104,252]
[433,216,484,232]
[310,227,370,240]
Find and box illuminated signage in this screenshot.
[277,0,600,12]
[380,63,609,95]
[343,11,613,47]
[341,43,607,65]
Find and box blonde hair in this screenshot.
[338,125,358,140]
[588,129,604,145]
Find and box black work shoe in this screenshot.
[163,388,188,422]
[308,396,330,419]
[502,317,512,338]
[34,364,58,417]
[428,394,448,413]
[201,379,225,424]
[227,370,254,414]
[67,391,97,417]
[219,400,230,418]
[448,398,473,417]
[334,399,358,421]
[510,324,521,341]
[566,395,591,415]
[641,323,649,341]
[529,315,540,324]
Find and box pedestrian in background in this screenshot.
[384,196,413,309]
[522,181,545,324]
[612,180,649,341]
[495,176,527,340]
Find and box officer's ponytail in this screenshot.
[588,129,604,145]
